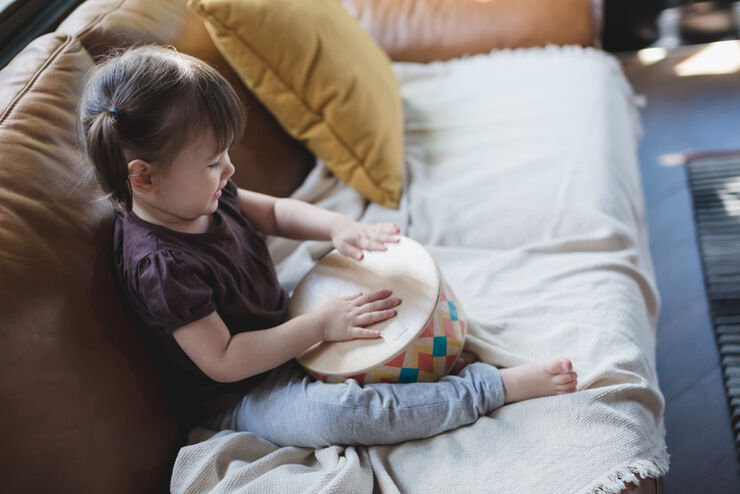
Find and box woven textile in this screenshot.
[171,45,668,494]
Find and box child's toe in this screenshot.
[553,373,576,384]
[556,382,578,393]
[545,358,572,375]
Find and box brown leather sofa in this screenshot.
[0,0,663,492]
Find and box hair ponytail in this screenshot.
[85,109,132,210]
[78,45,246,212]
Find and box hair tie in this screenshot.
[109,108,118,117]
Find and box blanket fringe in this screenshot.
[583,451,671,494]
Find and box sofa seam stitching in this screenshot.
[71,0,128,40]
[0,34,74,127]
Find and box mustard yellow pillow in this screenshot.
[188,0,403,209]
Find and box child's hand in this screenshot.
[318,290,401,341]
[330,218,400,261]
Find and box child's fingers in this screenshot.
[377,234,401,243]
[370,224,400,238]
[367,236,399,247]
[342,292,364,301]
[341,244,364,260]
[376,223,400,234]
[351,327,382,339]
[358,297,401,314]
[355,308,397,327]
[355,289,392,305]
[358,236,388,251]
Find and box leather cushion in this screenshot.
[58,0,315,198]
[342,0,597,62]
[0,32,178,492]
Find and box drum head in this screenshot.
[288,236,440,377]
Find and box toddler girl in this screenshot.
[78,45,578,448]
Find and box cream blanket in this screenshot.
[171,45,669,493]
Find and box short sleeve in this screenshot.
[133,250,218,334]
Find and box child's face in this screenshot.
[132,130,235,224]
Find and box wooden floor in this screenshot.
[619,42,740,492]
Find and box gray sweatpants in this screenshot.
[204,359,506,448]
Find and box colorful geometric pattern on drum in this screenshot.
[310,280,467,385]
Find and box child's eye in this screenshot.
[208,162,220,169]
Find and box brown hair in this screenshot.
[78,44,246,211]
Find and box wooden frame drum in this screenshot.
[288,236,467,384]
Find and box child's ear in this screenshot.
[127,159,154,193]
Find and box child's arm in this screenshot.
[236,187,399,260]
[172,290,400,383]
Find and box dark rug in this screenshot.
[684,152,740,460]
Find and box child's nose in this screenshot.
[223,156,235,179]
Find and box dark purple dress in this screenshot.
[112,179,289,424]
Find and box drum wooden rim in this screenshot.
[289,236,442,377]
[301,283,443,378]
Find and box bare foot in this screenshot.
[451,350,480,375]
[499,358,578,404]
